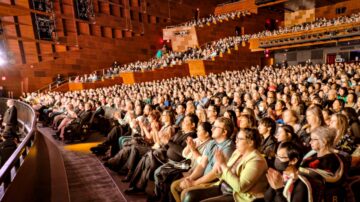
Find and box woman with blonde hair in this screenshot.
[298,106,326,151]
[329,113,357,155]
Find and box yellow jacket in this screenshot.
[220,150,268,202]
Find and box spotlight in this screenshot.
[0,57,6,66]
[0,50,8,66]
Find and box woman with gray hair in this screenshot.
[300,126,347,202]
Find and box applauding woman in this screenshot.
[265,142,310,202]
[184,128,268,202]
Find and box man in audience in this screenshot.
[2,99,18,139]
[124,114,198,195]
[29,59,360,202]
[258,117,277,167]
[172,117,235,201]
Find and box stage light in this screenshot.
[1,76,6,81]
[0,57,6,66]
[0,49,9,66]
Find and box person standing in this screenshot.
[2,99,17,138]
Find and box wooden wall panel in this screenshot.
[90,25,102,37]
[3,24,17,37]
[6,39,22,64]
[16,0,30,8]
[23,42,38,63]
[39,43,52,55]
[0,0,235,96]
[19,24,35,39]
[110,5,121,17]
[62,4,74,16]
[63,19,76,33]
[103,27,112,38]
[114,29,123,39]
[55,44,67,52]
[99,2,110,15]
[215,0,258,15]
[78,22,90,35]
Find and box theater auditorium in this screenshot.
[0,0,359,201]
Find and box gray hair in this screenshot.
[312,126,336,149]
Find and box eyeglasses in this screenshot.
[236,137,246,141]
[275,154,289,160]
[212,126,224,130]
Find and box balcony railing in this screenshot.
[257,21,360,49]
[0,98,36,198]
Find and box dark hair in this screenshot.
[278,124,299,142]
[199,122,212,137]
[347,92,357,103]
[276,100,286,108]
[187,113,199,128]
[163,110,175,125]
[240,128,262,150]
[208,104,220,116]
[339,87,348,96]
[277,141,304,168]
[322,108,333,116]
[312,96,323,106]
[342,107,360,125]
[259,117,276,136]
[225,110,238,128]
[218,117,234,138]
[177,103,186,109]
[334,99,345,109]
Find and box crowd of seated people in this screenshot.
[175,10,250,28]
[65,12,360,85]
[69,35,245,83]
[25,61,360,201]
[251,12,360,39]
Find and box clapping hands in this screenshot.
[266,168,285,190]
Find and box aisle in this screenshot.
[38,127,127,202]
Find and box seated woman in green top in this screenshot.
[183,128,268,202]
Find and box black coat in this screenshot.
[3,106,17,127]
[166,131,197,162]
[0,139,17,166]
[74,110,93,124]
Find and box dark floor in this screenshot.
[38,127,147,202]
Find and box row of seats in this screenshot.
[27,62,360,201]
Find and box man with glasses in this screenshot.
[172,117,235,201]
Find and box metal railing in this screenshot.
[0,98,36,196]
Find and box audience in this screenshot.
[10,9,360,201]
[183,128,267,202]
[174,10,250,28]
[265,142,307,202]
[65,12,360,83]
[26,61,360,202]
